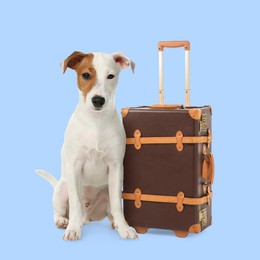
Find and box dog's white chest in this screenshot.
[81,148,109,187]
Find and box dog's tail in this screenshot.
[35,169,58,188]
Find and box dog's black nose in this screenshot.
[92,95,105,108]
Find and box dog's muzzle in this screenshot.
[92,95,105,109]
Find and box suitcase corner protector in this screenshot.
[188,108,202,120]
[189,223,202,233]
[121,107,130,118]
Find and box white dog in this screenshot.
[36,51,138,240]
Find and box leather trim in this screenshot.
[133,129,142,150]
[188,224,201,233]
[126,129,213,151]
[122,188,212,210]
[176,191,185,212]
[188,108,202,120]
[121,108,130,118]
[202,153,215,184]
[176,131,184,151]
[134,188,142,208]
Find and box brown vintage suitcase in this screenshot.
[122,41,214,237]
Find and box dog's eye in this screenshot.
[82,73,91,80]
[107,74,115,79]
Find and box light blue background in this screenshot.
[1,0,259,259]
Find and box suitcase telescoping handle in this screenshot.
[158,40,190,107]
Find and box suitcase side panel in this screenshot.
[196,106,213,231]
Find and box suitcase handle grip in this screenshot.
[158,41,190,51]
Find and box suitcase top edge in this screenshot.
[122,105,211,113]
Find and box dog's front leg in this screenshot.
[108,161,138,239]
[63,161,83,240]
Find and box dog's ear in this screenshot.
[61,51,87,74]
[112,52,135,74]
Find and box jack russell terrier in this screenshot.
[36,51,138,240]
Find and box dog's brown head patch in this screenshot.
[62,52,97,98]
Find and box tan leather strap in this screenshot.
[122,189,212,212]
[126,129,212,151]
[202,153,215,184]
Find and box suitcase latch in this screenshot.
[134,188,142,208]
[176,191,185,212]
[176,131,184,152]
[133,130,142,150]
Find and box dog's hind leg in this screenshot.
[106,203,115,229]
[53,180,69,229]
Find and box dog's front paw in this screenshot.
[116,223,138,239]
[55,216,69,229]
[63,225,81,241]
